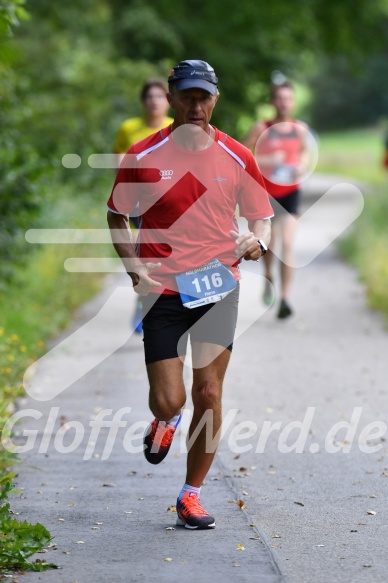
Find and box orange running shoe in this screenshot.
[176,491,216,529]
[143,415,181,464]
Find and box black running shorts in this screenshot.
[141,285,240,364]
[272,189,300,217]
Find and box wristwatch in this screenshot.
[257,239,268,256]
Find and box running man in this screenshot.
[107,60,273,529]
[114,77,173,167]
[114,78,173,332]
[244,79,309,318]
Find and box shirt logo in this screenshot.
[213,177,227,182]
[160,169,174,180]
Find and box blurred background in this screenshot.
[1,0,388,470]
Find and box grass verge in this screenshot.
[316,126,386,186]
[339,184,388,323]
[316,126,388,323]
[0,176,113,578]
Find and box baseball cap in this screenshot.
[168,60,218,96]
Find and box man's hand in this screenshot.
[128,262,162,295]
[229,230,263,262]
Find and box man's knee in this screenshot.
[192,380,221,410]
[149,391,186,421]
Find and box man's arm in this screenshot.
[243,121,264,151]
[107,210,161,294]
[230,218,271,262]
[295,121,310,178]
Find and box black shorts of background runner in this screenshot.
[271,189,300,218]
[141,285,240,364]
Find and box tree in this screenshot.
[109,0,388,135]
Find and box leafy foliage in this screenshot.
[110,0,388,132]
[309,53,388,130]
[0,480,57,574]
[0,0,28,37]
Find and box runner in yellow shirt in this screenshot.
[114,78,173,333]
[114,78,173,162]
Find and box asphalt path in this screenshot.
[10,174,388,583]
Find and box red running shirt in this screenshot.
[107,125,273,293]
[258,120,304,198]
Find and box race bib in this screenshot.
[271,164,296,185]
[175,258,237,309]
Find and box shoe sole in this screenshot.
[176,516,216,530]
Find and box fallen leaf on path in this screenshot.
[165,527,175,531]
[363,564,372,568]
[367,510,376,515]
[62,551,70,555]
[75,541,85,544]
[58,518,65,522]
[236,544,245,551]
[242,490,248,496]
[294,501,304,506]
[237,500,246,509]
[95,522,103,525]
[167,505,176,512]
[249,523,257,527]
[124,511,132,514]
[102,483,117,487]
[164,557,173,562]
[250,536,261,540]
[239,467,247,472]
[272,534,281,539]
